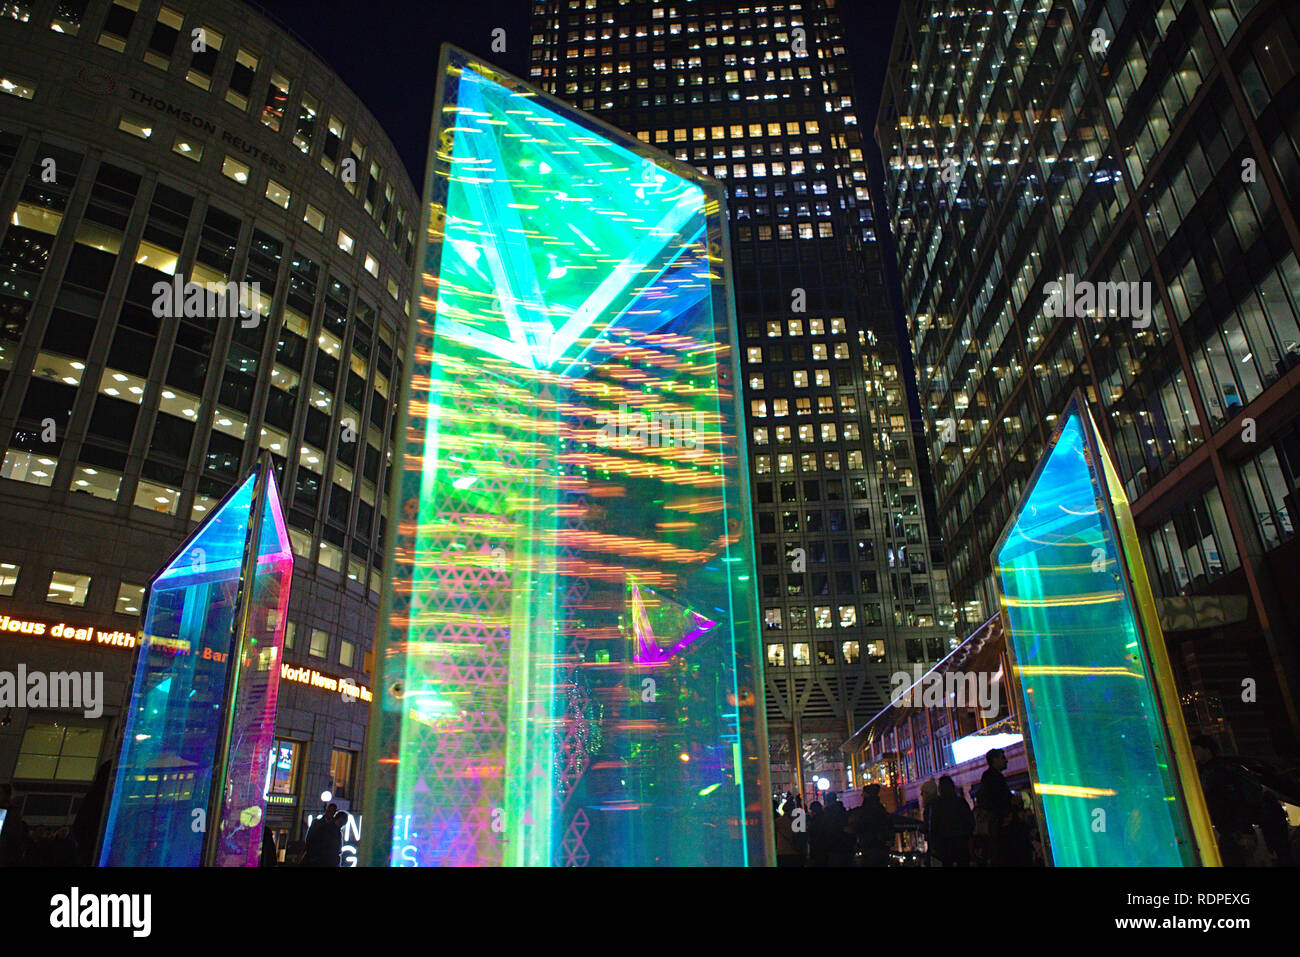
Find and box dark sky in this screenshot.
[248,0,902,191]
[248,0,931,515]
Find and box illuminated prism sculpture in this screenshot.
[627,578,719,665]
[360,46,772,867]
[100,455,292,867]
[991,392,1220,866]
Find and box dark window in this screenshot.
[43,308,96,357]
[149,413,194,461]
[88,395,137,445]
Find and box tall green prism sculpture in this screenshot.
[360,47,772,866]
[991,392,1219,866]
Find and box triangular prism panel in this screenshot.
[100,457,292,866]
[992,392,1219,866]
[360,47,771,867]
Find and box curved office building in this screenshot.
[0,0,415,853]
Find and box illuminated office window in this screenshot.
[47,570,91,606]
[185,24,222,90]
[265,179,291,209]
[227,47,259,110]
[172,136,202,162]
[222,156,250,184]
[0,562,18,596]
[97,0,138,52]
[143,4,182,68]
[118,113,152,139]
[115,582,145,616]
[15,720,103,781]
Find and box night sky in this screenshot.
[249,0,902,191]
[249,0,930,513]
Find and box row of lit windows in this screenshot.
[114,114,406,301]
[284,621,363,673]
[0,557,368,663]
[0,195,398,593]
[766,640,875,668]
[753,420,862,445]
[755,451,862,473]
[12,0,414,260]
[0,560,142,615]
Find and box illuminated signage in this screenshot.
[279,663,372,703]
[0,612,137,650]
[303,812,417,867]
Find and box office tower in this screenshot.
[530,0,956,793]
[879,0,1300,756]
[0,0,415,844]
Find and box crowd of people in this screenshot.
[776,741,1300,867]
[0,777,348,867]
[1192,735,1296,866]
[773,748,1044,867]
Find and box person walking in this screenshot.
[260,825,279,866]
[0,783,30,867]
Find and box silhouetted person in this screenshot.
[71,760,113,866]
[1193,735,1292,866]
[977,748,1019,865]
[0,783,30,867]
[822,791,854,866]
[331,811,348,864]
[774,798,802,867]
[260,826,278,866]
[854,784,893,867]
[787,794,807,862]
[300,803,342,866]
[806,800,828,866]
[919,779,938,865]
[929,776,974,866]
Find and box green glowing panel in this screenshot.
[992,393,1217,866]
[360,47,772,867]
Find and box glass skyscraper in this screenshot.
[879,0,1300,758]
[530,0,956,795]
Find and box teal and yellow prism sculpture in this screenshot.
[992,392,1219,865]
[360,47,771,866]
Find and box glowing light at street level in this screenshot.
[992,393,1219,867]
[360,47,771,868]
[100,459,292,867]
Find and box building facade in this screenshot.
[0,0,416,854]
[879,0,1300,758]
[529,0,956,798]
